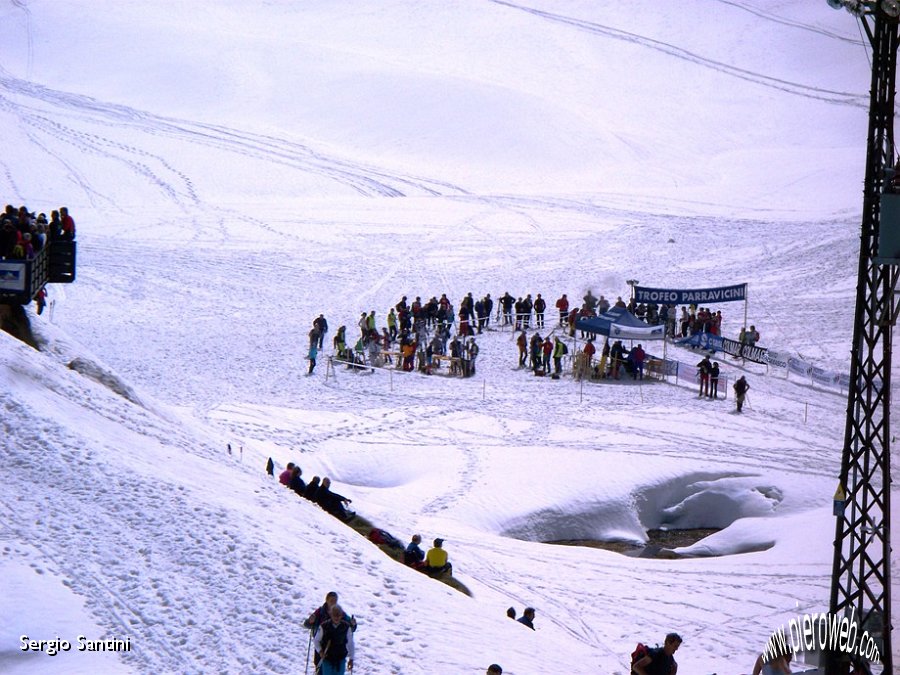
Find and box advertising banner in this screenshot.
[788,357,812,378]
[633,283,747,305]
[0,262,25,291]
[766,350,789,369]
[812,367,840,387]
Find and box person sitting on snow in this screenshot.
[424,538,453,576]
[316,477,355,522]
[403,534,425,569]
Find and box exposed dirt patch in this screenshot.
[546,528,721,558]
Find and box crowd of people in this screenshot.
[266,456,698,673]
[311,292,494,377]
[302,288,761,412]
[276,462,355,523]
[0,203,76,260]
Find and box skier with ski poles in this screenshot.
[304,592,357,672]
[314,604,355,674]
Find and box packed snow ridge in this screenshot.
[0,2,897,674]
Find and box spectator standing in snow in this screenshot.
[387,308,398,340]
[552,337,567,375]
[582,337,596,367]
[597,294,610,315]
[734,375,750,412]
[314,314,328,349]
[710,361,720,398]
[530,333,542,372]
[466,338,479,376]
[597,340,610,379]
[697,355,712,397]
[333,326,347,358]
[308,344,318,375]
[542,336,553,373]
[556,293,569,326]
[517,331,528,368]
[501,292,515,325]
[357,312,368,341]
[610,340,624,380]
[533,293,546,328]
[59,206,75,240]
[630,343,646,380]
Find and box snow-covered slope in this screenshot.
[0,1,896,674]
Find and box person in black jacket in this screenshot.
[289,466,306,496]
[633,632,681,675]
[517,607,536,630]
[314,314,328,349]
[709,361,720,399]
[304,476,321,502]
[697,355,712,398]
[304,593,357,670]
[404,534,425,568]
[734,375,750,412]
[316,478,354,522]
[501,292,515,325]
[314,605,355,675]
[533,294,546,328]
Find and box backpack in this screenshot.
[632,643,668,672]
[368,528,403,550]
[561,342,569,355]
[631,642,651,671]
[631,644,674,674]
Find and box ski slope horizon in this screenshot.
[0,1,897,674]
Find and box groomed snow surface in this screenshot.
[0,1,897,674]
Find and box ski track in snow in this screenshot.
[0,66,470,208]
[489,0,866,108]
[0,3,895,673]
[715,0,864,45]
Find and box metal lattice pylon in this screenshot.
[828,4,899,674]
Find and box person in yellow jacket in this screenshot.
[425,538,453,576]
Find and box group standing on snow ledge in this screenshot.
[301,286,761,401]
[0,203,76,261]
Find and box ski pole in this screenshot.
[305,629,313,675]
[316,641,331,675]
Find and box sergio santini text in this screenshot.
[20,634,132,655]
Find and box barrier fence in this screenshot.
[321,325,845,424]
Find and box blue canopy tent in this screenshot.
[575,306,666,341]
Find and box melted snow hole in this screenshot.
[505,474,783,558]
